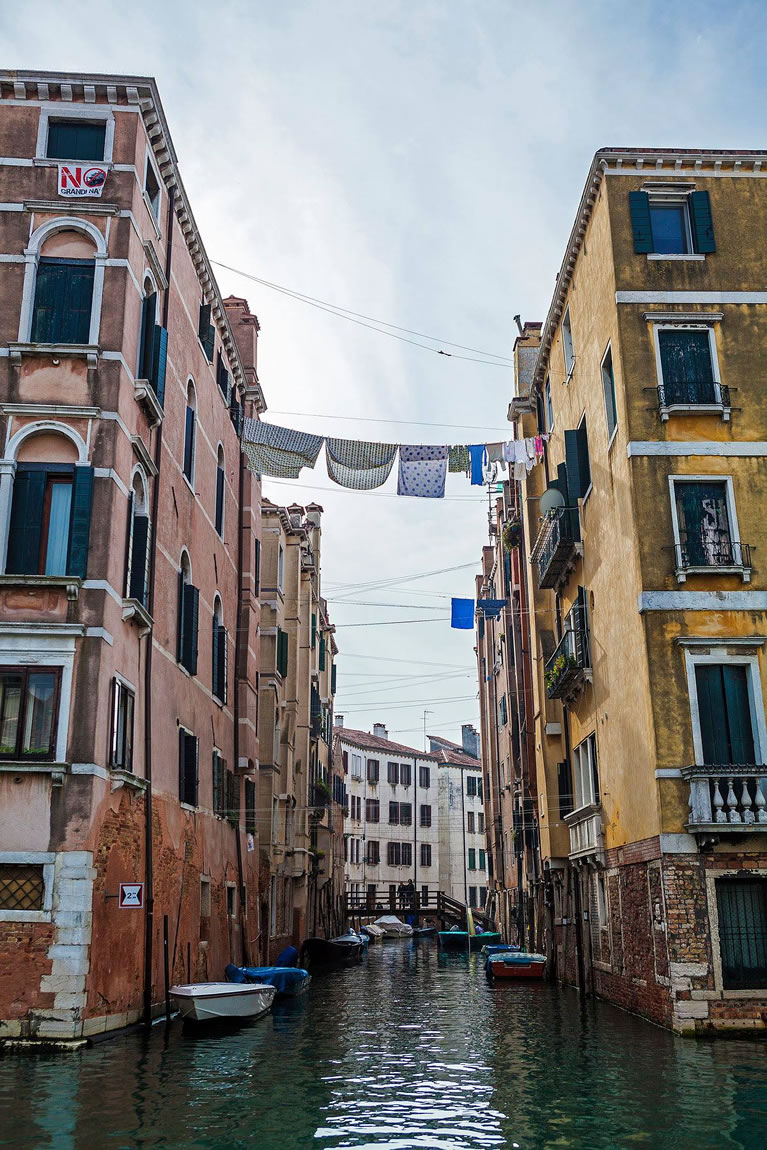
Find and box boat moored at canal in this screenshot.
[225,964,312,998]
[486,952,546,981]
[170,982,276,1023]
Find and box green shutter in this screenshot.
[31,261,67,343]
[202,324,215,362]
[629,190,653,253]
[181,585,199,674]
[213,751,224,815]
[564,430,583,501]
[690,191,716,254]
[178,728,186,802]
[181,732,198,806]
[723,665,755,765]
[177,570,185,660]
[128,515,150,604]
[254,538,261,595]
[150,325,168,407]
[695,665,730,765]
[66,465,93,579]
[213,624,228,703]
[331,664,337,695]
[138,293,156,380]
[47,121,106,161]
[183,407,195,479]
[6,469,46,574]
[311,613,317,649]
[319,636,326,671]
[198,302,211,340]
[215,466,225,535]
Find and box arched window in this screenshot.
[183,383,196,482]
[31,229,97,345]
[212,595,227,704]
[126,470,151,607]
[137,275,157,380]
[177,550,199,675]
[215,445,225,537]
[4,428,93,578]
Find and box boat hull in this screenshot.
[170,982,276,1021]
[300,937,362,971]
[225,964,312,998]
[439,931,501,952]
[487,955,546,981]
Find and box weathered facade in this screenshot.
[510,147,767,1033]
[428,730,489,909]
[0,71,265,1042]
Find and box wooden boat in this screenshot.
[225,963,312,998]
[412,926,436,939]
[373,915,413,937]
[300,933,363,971]
[486,951,546,980]
[438,930,502,952]
[170,981,276,1022]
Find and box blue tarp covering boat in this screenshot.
[225,963,311,998]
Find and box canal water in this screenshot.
[1,942,767,1149]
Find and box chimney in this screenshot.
[461,723,480,758]
[335,714,344,728]
[372,723,388,740]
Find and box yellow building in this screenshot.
[511,148,767,1034]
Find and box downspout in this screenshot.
[412,754,418,906]
[233,445,250,964]
[460,767,468,909]
[143,184,175,1026]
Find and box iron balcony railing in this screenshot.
[682,766,767,831]
[531,507,580,590]
[544,622,590,700]
[657,379,730,410]
[674,530,751,573]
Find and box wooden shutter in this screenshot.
[202,324,215,362]
[183,407,195,479]
[64,261,95,344]
[66,466,93,579]
[331,664,337,695]
[629,190,653,253]
[245,777,256,835]
[6,469,45,574]
[123,490,135,597]
[176,570,185,660]
[216,351,230,400]
[31,260,67,343]
[215,465,225,535]
[723,665,755,765]
[180,732,198,806]
[690,191,716,253]
[695,665,730,765]
[150,325,168,406]
[138,294,156,380]
[319,636,326,671]
[47,120,105,161]
[198,302,211,340]
[215,625,228,704]
[254,538,261,595]
[128,515,150,604]
[311,613,317,649]
[564,427,590,501]
[181,584,199,674]
[213,751,224,815]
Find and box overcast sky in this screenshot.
[5,0,766,749]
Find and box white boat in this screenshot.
[359,923,385,942]
[170,981,276,1022]
[373,915,414,937]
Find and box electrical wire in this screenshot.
[334,618,448,628]
[264,477,485,503]
[339,654,473,669]
[267,409,514,434]
[339,694,478,712]
[211,260,514,364]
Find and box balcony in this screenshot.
[673,531,752,584]
[545,624,590,701]
[530,507,581,590]
[564,803,604,860]
[683,766,767,833]
[656,380,731,422]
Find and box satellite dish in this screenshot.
[540,486,566,515]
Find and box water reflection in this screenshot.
[1,942,766,1149]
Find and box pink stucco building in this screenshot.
[0,71,265,1041]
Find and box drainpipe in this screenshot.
[233,448,249,965]
[460,767,468,911]
[143,184,175,1026]
[412,755,418,909]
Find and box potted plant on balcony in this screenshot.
[545,652,578,694]
[502,518,523,552]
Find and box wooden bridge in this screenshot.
[343,888,495,932]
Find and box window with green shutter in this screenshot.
[212,622,228,704]
[319,636,326,671]
[276,627,289,677]
[212,751,226,816]
[311,613,317,649]
[629,190,715,255]
[6,464,92,579]
[245,777,256,836]
[198,301,215,361]
[468,848,476,870]
[178,577,200,675]
[331,663,337,695]
[31,258,95,344]
[694,664,755,765]
[564,421,591,502]
[46,120,106,161]
[179,729,198,806]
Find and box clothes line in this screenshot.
[242,418,548,499]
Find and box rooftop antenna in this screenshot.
[513,314,524,336]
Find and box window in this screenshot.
[401,843,412,867]
[399,803,412,827]
[466,776,477,797]
[354,796,362,820]
[216,350,231,402]
[477,777,483,801]
[179,729,198,807]
[420,804,432,828]
[389,801,400,825]
[277,545,285,592]
[562,307,575,377]
[351,753,362,780]
[0,865,45,912]
[672,480,743,570]
[319,636,326,672]
[198,301,215,362]
[0,668,60,760]
[126,473,151,606]
[477,813,485,834]
[254,538,261,595]
[479,849,486,870]
[212,599,228,704]
[400,763,412,787]
[137,282,157,381]
[367,759,379,784]
[419,765,431,789]
[212,750,226,817]
[387,842,401,866]
[657,327,720,409]
[601,345,618,440]
[694,665,755,765]
[629,189,715,256]
[420,843,432,867]
[46,120,106,161]
[467,811,475,833]
[366,798,380,823]
[177,555,199,675]
[468,849,476,870]
[367,841,380,865]
[572,733,599,811]
[499,694,508,727]
[31,257,95,345]
[468,886,478,908]
[276,627,289,677]
[545,376,554,430]
[716,878,767,990]
[183,384,196,483]
[245,778,256,836]
[215,447,225,537]
[387,761,399,786]
[109,678,135,772]
[7,463,94,578]
[144,155,161,219]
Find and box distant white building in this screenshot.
[336,723,440,911]
[429,730,488,910]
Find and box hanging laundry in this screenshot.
[450,598,475,629]
[513,461,526,481]
[483,457,498,484]
[397,444,449,498]
[534,435,544,459]
[476,598,507,619]
[468,445,486,486]
[502,441,515,463]
[325,437,397,490]
[243,420,324,479]
[486,442,504,463]
[448,445,470,475]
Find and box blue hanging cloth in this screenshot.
[451,598,475,629]
[476,598,507,620]
[468,445,486,486]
